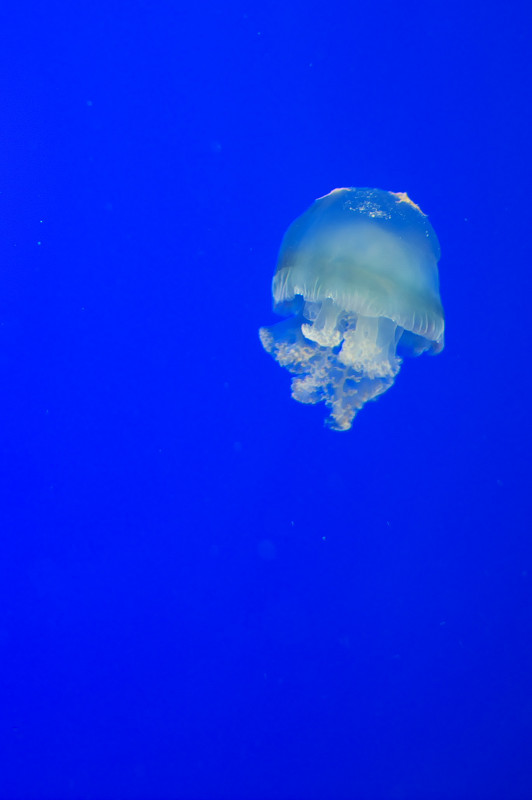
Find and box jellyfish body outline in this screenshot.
[259,187,445,431]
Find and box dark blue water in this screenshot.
[1,2,531,798]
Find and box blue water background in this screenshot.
[1,2,531,798]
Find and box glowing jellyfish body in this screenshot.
[259,188,445,431]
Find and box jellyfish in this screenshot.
[259,187,445,431]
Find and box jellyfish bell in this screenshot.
[259,187,445,431]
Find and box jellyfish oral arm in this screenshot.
[260,301,402,431]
